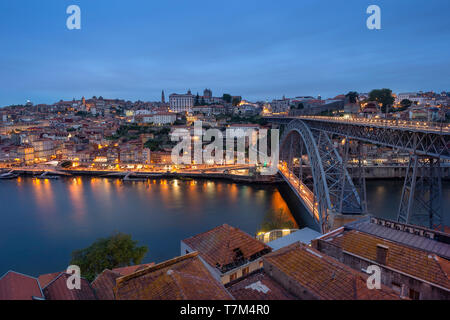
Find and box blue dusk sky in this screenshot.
[0,0,449,106]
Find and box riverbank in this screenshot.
[0,168,283,184]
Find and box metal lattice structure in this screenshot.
[269,116,449,230]
[279,120,365,233]
[269,116,450,159]
[398,156,443,230]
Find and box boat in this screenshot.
[0,171,20,179]
[36,175,60,180]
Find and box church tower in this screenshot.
[161,90,165,103]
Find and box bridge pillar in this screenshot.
[397,155,443,230]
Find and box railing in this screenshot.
[295,116,450,134]
[278,164,319,221]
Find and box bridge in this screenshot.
[266,115,450,233]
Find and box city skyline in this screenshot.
[1,0,449,106]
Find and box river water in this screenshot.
[0,177,448,276]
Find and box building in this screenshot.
[42,273,97,300]
[114,252,233,300]
[312,217,450,300]
[181,224,272,284]
[263,242,401,300]
[0,271,44,300]
[169,90,194,113]
[91,262,154,300]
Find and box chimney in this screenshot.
[376,244,389,265]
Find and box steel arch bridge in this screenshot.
[270,116,450,232]
[279,119,365,233]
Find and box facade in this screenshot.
[181,224,272,284]
[169,91,194,113]
[312,217,450,300]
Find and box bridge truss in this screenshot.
[280,120,365,233]
[274,117,449,231]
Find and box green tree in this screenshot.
[345,91,359,104]
[222,94,232,103]
[232,96,241,106]
[368,89,395,113]
[259,209,295,233]
[400,99,412,108]
[70,232,148,281]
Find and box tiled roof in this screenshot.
[91,263,155,300]
[112,263,155,276]
[38,271,63,288]
[346,217,450,259]
[0,271,44,300]
[182,224,271,273]
[43,273,97,300]
[91,270,121,300]
[227,270,297,300]
[324,229,450,290]
[264,242,401,300]
[114,252,233,300]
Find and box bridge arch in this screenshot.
[279,119,364,232]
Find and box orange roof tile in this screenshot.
[264,243,401,300]
[91,263,155,300]
[0,271,44,300]
[182,224,271,273]
[38,271,63,288]
[114,252,233,300]
[43,273,97,300]
[227,270,297,300]
[325,230,450,289]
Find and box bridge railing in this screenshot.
[294,116,450,133]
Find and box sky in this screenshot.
[0,0,449,106]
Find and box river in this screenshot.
[0,177,448,276]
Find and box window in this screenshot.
[242,267,249,277]
[230,273,237,281]
[409,288,420,300]
[391,282,402,295]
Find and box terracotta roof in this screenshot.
[114,252,233,300]
[264,243,401,300]
[43,273,97,300]
[182,224,271,273]
[324,229,450,290]
[38,272,63,288]
[91,270,121,300]
[0,271,44,300]
[227,270,297,300]
[91,263,155,300]
[112,262,155,276]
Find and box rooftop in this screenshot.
[346,217,450,260]
[264,242,401,300]
[43,273,97,300]
[182,224,271,273]
[114,252,233,300]
[0,271,44,300]
[320,229,450,290]
[226,270,297,300]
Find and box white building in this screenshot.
[170,91,194,113]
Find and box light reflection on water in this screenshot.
[0,177,296,276]
[1,177,448,276]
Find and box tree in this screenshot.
[232,96,241,106]
[345,91,359,104]
[368,89,395,113]
[400,99,412,108]
[259,209,295,233]
[70,232,148,281]
[222,94,232,103]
